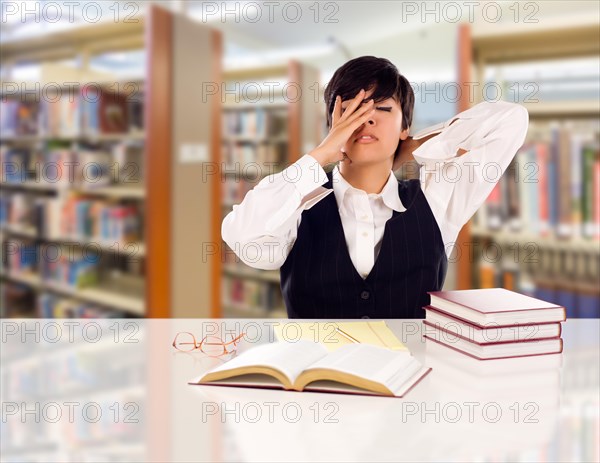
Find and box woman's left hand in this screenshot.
[392,126,468,172]
[392,136,421,172]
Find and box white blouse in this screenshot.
[221,100,529,278]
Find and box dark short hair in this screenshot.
[323,56,415,159]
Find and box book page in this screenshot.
[303,344,417,390]
[198,374,287,388]
[273,321,406,352]
[203,341,329,385]
[302,380,385,396]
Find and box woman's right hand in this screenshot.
[309,88,375,166]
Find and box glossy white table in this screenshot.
[166,319,599,463]
[1,319,598,462]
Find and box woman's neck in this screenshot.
[338,160,392,194]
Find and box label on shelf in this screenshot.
[179,143,208,163]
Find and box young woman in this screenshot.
[222,56,529,319]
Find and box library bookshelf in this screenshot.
[0,6,221,318]
[462,22,600,316]
[218,61,322,318]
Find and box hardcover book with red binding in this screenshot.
[423,306,563,343]
[427,288,567,326]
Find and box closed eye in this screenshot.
[342,104,393,112]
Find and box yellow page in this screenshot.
[273,321,407,352]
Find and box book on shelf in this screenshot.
[1,142,143,192]
[4,237,38,274]
[112,140,145,184]
[82,84,143,135]
[0,196,6,225]
[222,274,284,314]
[582,142,600,238]
[189,340,430,398]
[81,84,100,136]
[44,92,80,136]
[0,193,36,231]
[40,244,100,289]
[476,126,600,240]
[222,108,287,139]
[1,146,31,183]
[222,142,286,171]
[98,90,129,134]
[427,288,567,326]
[2,239,99,289]
[0,99,41,136]
[484,179,503,231]
[127,92,144,134]
[1,281,37,317]
[74,148,113,190]
[485,162,533,231]
[0,84,144,138]
[556,126,572,237]
[16,193,142,245]
[38,292,126,318]
[504,159,521,231]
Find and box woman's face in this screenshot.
[340,87,409,166]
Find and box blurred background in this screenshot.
[1,0,599,319]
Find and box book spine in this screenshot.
[582,144,596,237]
[557,126,572,237]
[527,144,538,235]
[423,319,561,345]
[571,134,583,237]
[593,148,600,239]
[505,159,520,230]
[424,305,566,327]
[537,142,549,236]
[485,181,502,230]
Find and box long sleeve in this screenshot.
[221,154,333,270]
[411,100,529,245]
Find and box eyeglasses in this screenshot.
[172,331,246,357]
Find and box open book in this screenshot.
[189,341,431,398]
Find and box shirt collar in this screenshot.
[331,165,406,214]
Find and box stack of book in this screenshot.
[423,288,566,360]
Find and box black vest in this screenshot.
[280,171,447,319]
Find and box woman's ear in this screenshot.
[399,127,410,141]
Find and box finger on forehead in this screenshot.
[332,96,342,120]
[341,97,371,109]
[344,91,371,104]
